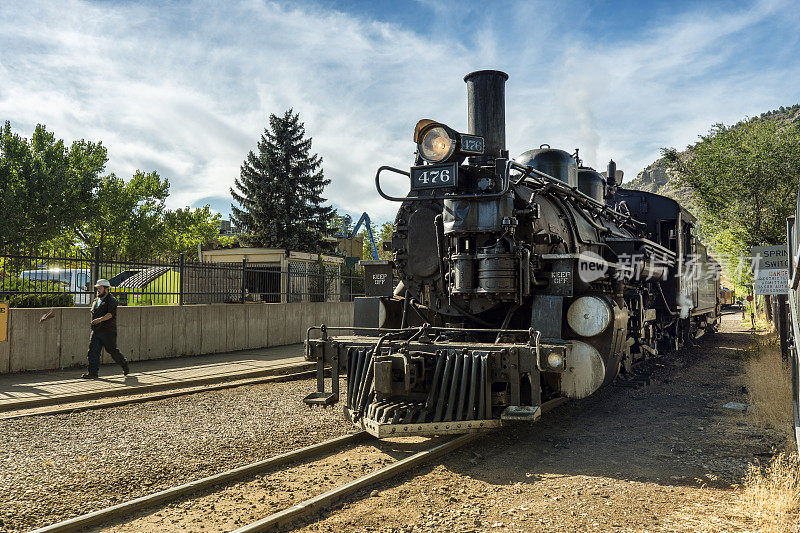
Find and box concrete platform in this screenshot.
[0,344,309,412]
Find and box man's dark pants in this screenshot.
[87,329,128,376]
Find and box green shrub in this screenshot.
[0,278,75,308]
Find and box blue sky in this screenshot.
[1,0,798,222]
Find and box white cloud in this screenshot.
[1,0,480,221]
[0,0,798,225]
[503,0,800,177]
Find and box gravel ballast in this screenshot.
[2,314,789,532]
[0,377,349,532]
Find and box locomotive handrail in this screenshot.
[374,160,512,202]
[307,325,536,335]
[511,161,601,207]
[373,166,411,203]
[375,160,645,233]
[306,324,539,343]
[510,161,646,229]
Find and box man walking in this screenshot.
[82,279,130,379]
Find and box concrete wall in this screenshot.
[0,302,354,374]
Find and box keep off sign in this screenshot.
[0,303,7,343]
[361,260,394,297]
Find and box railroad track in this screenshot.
[31,398,566,533]
[0,370,319,421]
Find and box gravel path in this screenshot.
[0,377,350,532]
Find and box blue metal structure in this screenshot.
[339,213,380,260]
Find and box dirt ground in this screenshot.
[292,312,790,532]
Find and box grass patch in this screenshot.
[673,453,800,531]
[738,453,800,532]
[678,333,799,531]
[723,346,760,360]
[744,336,794,439]
[737,334,800,531]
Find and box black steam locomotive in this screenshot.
[305,70,719,437]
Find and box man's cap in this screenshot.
[94,279,111,288]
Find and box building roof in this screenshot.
[201,248,344,264]
[117,266,173,288]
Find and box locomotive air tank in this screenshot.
[577,167,606,202]
[516,147,578,187]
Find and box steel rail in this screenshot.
[0,363,318,414]
[30,397,571,533]
[29,432,368,533]
[231,397,569,532]
[0,369,318,421]
[231,432,479,533]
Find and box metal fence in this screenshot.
[0,247,365,307]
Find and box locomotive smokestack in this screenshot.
[464,70,508,162]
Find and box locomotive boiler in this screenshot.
[304,70,719,437]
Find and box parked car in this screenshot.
[20,268,93,305]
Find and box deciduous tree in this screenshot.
[74,171,170,259]
[663,118,800,287]
[0,121,105,249]
[161,206,221,259]
[74,172,221,260]
[361,221,394,261]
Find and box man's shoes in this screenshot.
[122,363,130,376]
[81,373,98,379]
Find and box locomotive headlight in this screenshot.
[419,126,456,163]
[547,352,565,370]
[412,119,484,165]
[413,119,459,163]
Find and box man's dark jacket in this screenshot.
[90,294,119,331]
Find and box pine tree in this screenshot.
[231,110,335,252]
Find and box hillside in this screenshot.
[624,156,697,215]
[624,103,800,216]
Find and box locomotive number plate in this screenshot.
[460,134,484,154]
[410,163,458,190]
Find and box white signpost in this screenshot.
[752,245,789,295]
